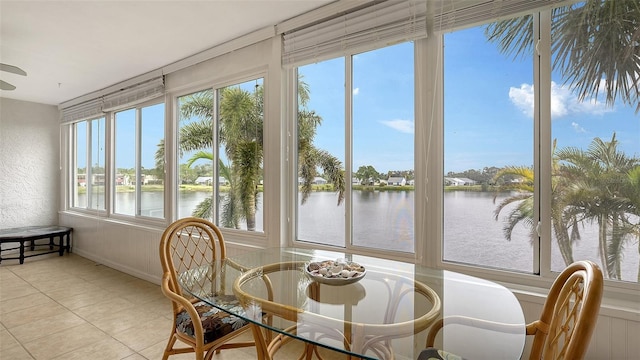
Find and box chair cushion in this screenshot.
[176,295,248,344]
[417,347,466,360]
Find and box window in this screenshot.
[442,15,534,273]
[296,42,415,252]
[177,78,264,232]
[114,102,165,218]
[72,117,106,211]
[548,2,639,282]
[439,3,639,284]
[177,89,213,219]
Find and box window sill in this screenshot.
[507,282,640,321]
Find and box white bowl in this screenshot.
[305,260,366,286]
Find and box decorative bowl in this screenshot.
[304,259,366,286]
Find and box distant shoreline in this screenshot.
[76,183,516,194]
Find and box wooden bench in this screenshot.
[0,226,72,264]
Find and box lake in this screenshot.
[88,190,638,282]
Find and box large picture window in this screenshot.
[72,117,106,211]
[296,42,415,252]
[177,78,264,232]
[442,15,534,273]
[440,3,639,283]
[114,102,165,218]
[548,2,639,282]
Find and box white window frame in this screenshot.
[68,116,108,215]
[170,70,269,243]
[110,97,166,222]
[424,8,639,299]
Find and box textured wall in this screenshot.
[0,98,59,228]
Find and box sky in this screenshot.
[106,25,638,176]
[301,26,638,175]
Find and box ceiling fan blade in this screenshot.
[0,80,17,90]
[0,63,27,76]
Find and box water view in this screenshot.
[81,190,638,282]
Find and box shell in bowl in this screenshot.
[305,259,366,285]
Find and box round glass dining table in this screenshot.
[178,247,525,360]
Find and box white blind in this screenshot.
[60,76,164,123]
[283,0,427,67]
[430,0,572,33]
[60,98,103,123]
[102,76,165,112]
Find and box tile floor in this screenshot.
[0,253,344,360]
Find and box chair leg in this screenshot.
[162,335,177,360]
[195,348,205,360]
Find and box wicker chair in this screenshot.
[159,217,256,360]
[421,260,603,360]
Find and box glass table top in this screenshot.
[178,247,525,360]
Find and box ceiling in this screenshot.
[0,0,333,105]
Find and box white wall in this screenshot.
[0,97,60,228]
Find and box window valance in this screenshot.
[60,76,164,123]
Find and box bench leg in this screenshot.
[20,240,25,264]
[58,234,65,256]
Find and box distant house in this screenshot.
[313,177,327,185]
[444,177,477,186]
[115,174,130,186]
[387,176,406,186]
[219,177,229,186]
[298,177,328,185]
[195,176,213,185]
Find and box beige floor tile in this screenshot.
[0,282,40,302]
[132,297,173,319]
[73,296,136,322]
[89,307,155,335]
[50,287,114,310]
[112,315,173,352]
[1,303,71,329]
[119,285,164,305]
[121,353,149,360]
[10,311,86,344]
[39,277,98,296]
[21,322,107,360]
[0,270,26,286]
[1,328,20,348]
[0,342,35,360]
[0,292,56,315]
[50,337,134,360]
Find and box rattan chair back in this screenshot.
[527,260,603,360]
[159,217,252,360]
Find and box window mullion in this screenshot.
[86,120,93,210]
[135,108,142,216]
[537,10,553,277]
[345,55,353,249]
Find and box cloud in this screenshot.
[509,84,535,117]
[353,87,360,95]
[509,81,614,118]
[379,119,414,134]
[571,122,586,133]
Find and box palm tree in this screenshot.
[296,77,345,205]
[160,78,345,230]
[485,0,640,112]
[185,151,241,229]
[487,1,639,279]
[555,134,639,279]
[218,85,263,231]
[491,164,576,267]
[623,167,640,281]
